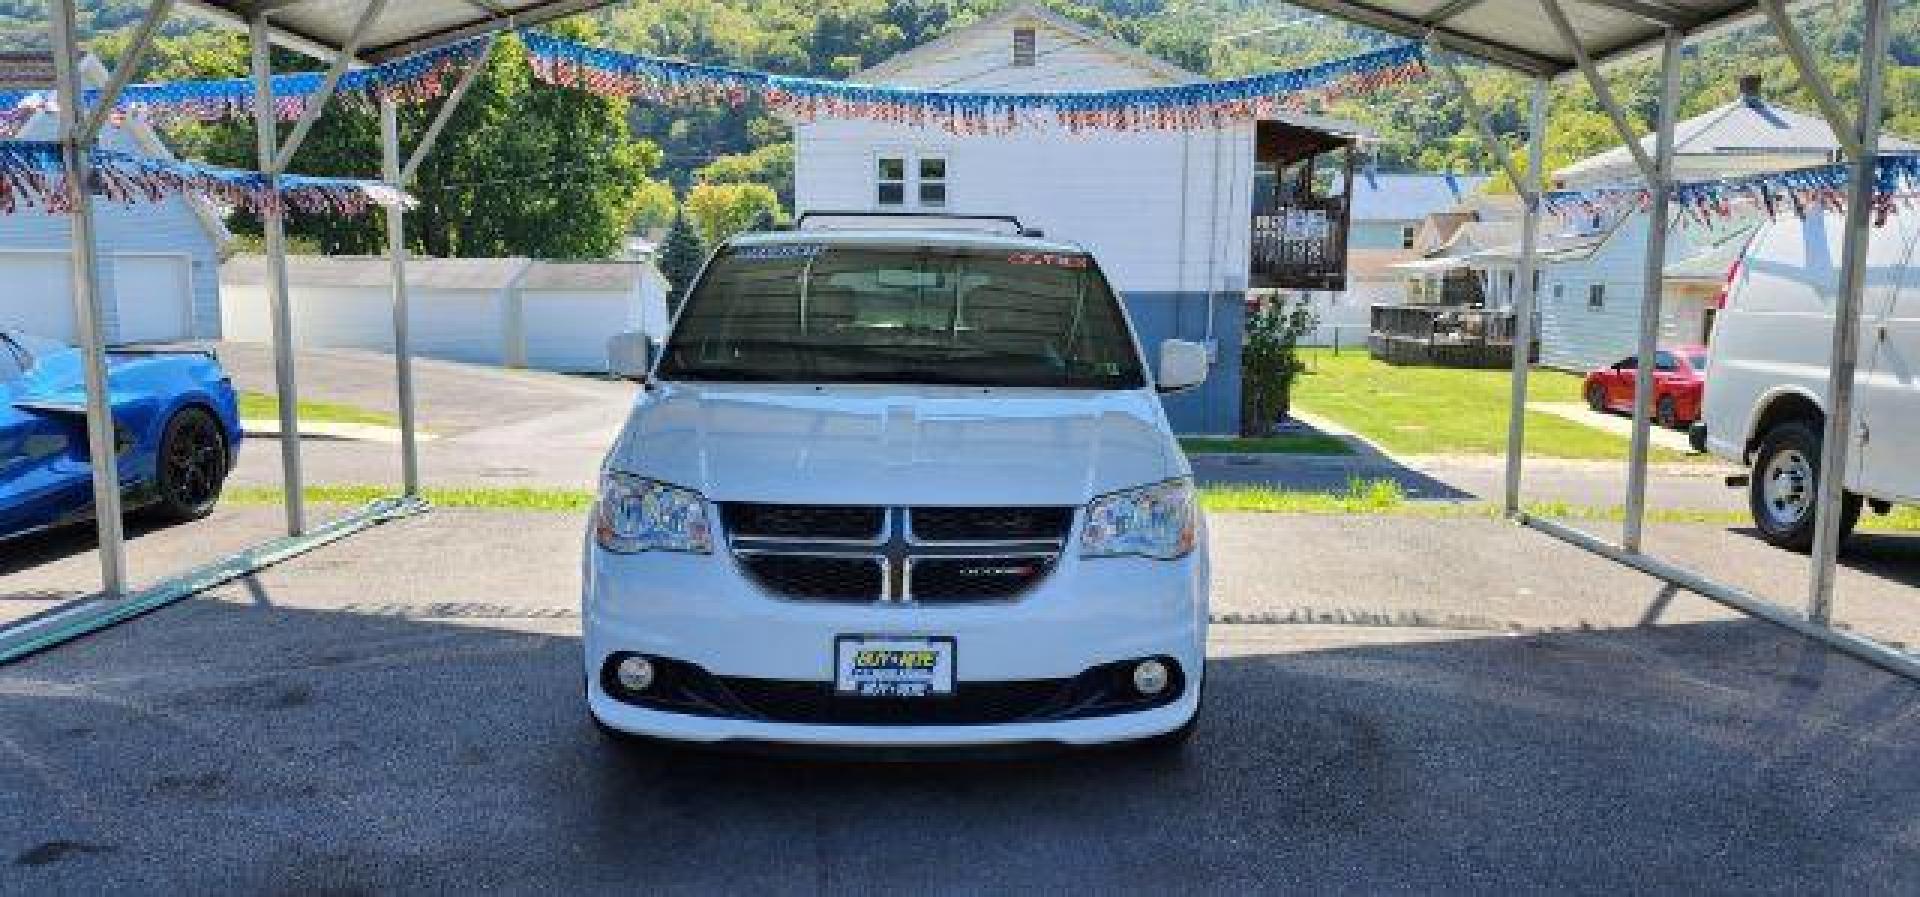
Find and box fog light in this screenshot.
[615,655,655,693]
[1132,659,1170,696]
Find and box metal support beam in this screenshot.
[1808,0,1892,623]
[1758,0,1862,161]
[51,0,128,597]
[1621,28,1683,552]
[272,0,388,173]
[80,0,176,145]
[1541,0,1658,180]
[251,16,306,536]
[1433,51,1529,193]
[1505,78,1549,515]
[381,99,421,496]
[1519,514,1920,682]
[400,32,495,184]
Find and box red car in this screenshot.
[1583,344,1710,428]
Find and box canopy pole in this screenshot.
[1621,28,1683,553]
[380,99,420,496]
[251,15,306,536]
[50,0,127,597]
[1505,77,1549,516]
[1807,0,1892,623]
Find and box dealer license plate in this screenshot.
[834,636,955,698]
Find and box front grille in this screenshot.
[736,553,882,601]
[721,503,884,541]
[909,555,1055,602]
[910,506,1074,542]
[723,503,1073,603]
[604,656,1185,726]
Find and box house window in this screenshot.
[877,156,906,207]
[1401,225,1416,249]
[918,157,947,207]
[1588,284,1606,309]
[1012,27,1036,67]
[1532,269,1542,294]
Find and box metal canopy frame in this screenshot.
[1,0,586,662]
[1418,0,1918,679]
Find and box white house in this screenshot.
[788,3,1364,434]
[0,52,231,344]
[220,256,669,373]
[1526,75,1920,370]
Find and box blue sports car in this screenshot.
[1,329,242,542]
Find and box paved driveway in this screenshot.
[2,509,1916,892]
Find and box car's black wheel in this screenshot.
[1656,394,1682,429]
[1748,420,1862,552]
[1586,383,1608,413]
[147,407,229,522]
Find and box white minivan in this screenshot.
[582,220,1210,752]
[1702,207,1920,549]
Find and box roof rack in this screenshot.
[793,211,1044,238]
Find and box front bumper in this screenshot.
[582,534,1208,747]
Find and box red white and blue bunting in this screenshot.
[5,36,492,127]
[1544,154,1920,228]
[0,140,410,217]
[518,31,1428,133]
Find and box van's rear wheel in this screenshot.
[1749,420,1861,551]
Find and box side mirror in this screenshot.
[607,331,653,381]
[1156,339,1209,394]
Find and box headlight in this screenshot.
[594,473,712,554]
[1079,478,1196,560]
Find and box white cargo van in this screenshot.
[1701,207,1920,549]
[582,218,1211,753]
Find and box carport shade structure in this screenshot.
[10,0,625,662]
[25,0,1918,683]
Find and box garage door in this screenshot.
[0,253,193,344]
[523,290,637,371]
[0,254,75,340]
[112,256,192,343]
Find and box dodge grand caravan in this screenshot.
[583,221,1211,751]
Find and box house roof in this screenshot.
[1665,225,1756,280]
[9,55,234,259]
[1350,172,1490,223]
[222,255,655,291]
[1554,87,1920,188]
[854,3,1197,88]
[1348,247,1424,280]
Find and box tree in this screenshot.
[684,182,783,246]
[696,141,795,207]
[657,210,708,313]
[1240,295,1320,436]
[631,180,680,235]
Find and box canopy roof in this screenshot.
[1276,0,1767,77]
[179,0,626,63]
[184,0,1772,77]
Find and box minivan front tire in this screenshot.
[1748,420,1861,551]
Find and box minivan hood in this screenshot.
[605,382,1184,506]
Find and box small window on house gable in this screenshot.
[1588,284,1606,309]
[877,156,906,207]
[1012,27,1037,67]
[1401,225,1417,249]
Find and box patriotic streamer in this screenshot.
[0,140,410,217]
[1545,155,1920,229]
[518,31,1428,133]
[7,36,493,127]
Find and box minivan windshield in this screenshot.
[657,243,1147,389]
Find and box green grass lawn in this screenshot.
[1292,349,1695,462]
[238,391,399,428]
[1179,435,1353,455]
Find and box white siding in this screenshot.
[1535,212,1733,370]
[222,283,508,366]
[521,289,641,371]
[0,116,221,342]
[861,13,1182,91]
[795,119,1252,296]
